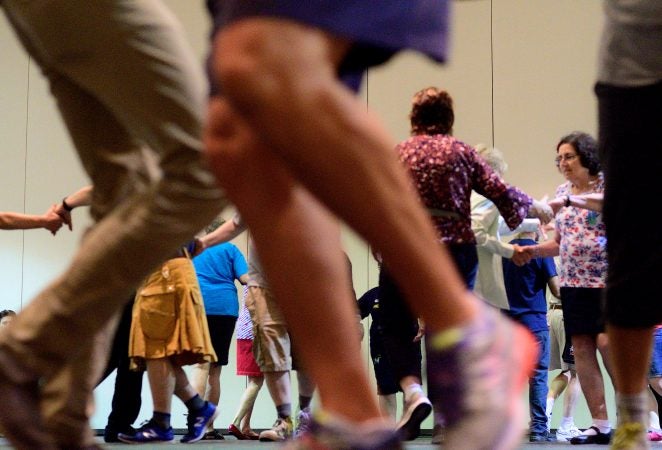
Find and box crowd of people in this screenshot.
[0,1,660,450]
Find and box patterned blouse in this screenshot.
[554,174,607,288]
[396,134,531,244]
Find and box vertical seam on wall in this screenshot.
[20,56,31,308]
[490,0,495,147]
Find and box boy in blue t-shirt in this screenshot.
[503,231,558,443]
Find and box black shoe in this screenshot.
[104,425,136,443]
[569,426,612,445]
[203,430,225,440]
[529,431,554,442]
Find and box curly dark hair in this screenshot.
[556,131,601,176]
[409,87,454,136]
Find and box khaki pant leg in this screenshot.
[0,0,226,379]
[246,287,291,372]
[40,315,119,448]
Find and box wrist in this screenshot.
[534,245,542,258]
[62,197,74,212]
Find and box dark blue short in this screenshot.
[206,0,449,92]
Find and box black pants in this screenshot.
[596,80,662,328]
[97,297,143,430]
[379,244,478,383]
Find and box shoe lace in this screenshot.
[612,423,645,450]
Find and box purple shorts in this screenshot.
[206,0,449,92]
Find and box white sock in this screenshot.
[593,419,611,434]
[403,383,424,403]
[560,416,575,430]
[650,412,661,432]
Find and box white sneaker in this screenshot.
[396,393,432,441]
[556,426,582,442]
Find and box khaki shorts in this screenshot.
[548,307,574,371]
[246,286,291,372]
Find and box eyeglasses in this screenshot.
[555,154,578,166]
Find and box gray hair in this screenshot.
[475,143,508,176]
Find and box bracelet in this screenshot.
[62,197,74,212]
[564,195,571,208]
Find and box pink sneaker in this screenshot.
[648,431,662,441]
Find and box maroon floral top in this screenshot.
[397,134,532,244]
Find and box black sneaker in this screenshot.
[103,425,136,443]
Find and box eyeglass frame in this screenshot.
[555,153,578,167]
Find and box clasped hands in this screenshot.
[511,244,536,266]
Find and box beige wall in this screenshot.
[0,0,610,432]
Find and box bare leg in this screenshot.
[562,371,581,420]
[146,359,176,414]
[297,369,316,402]
[608,326,653,395]
[173,365,198,404]
[205,98,381,422]
[191,363,210,399]
[207,365,222,407]
[378,394,397,420]
[547,371,570,402]
[572,335,609,422]
[211,19,477,335]
[233,375,264,430]
[264,371,292,409]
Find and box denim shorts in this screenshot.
[649,327,662,378]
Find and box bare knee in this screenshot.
[212,20,340,117]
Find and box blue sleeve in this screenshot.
[230,245,249,278]
[541,256,557,278]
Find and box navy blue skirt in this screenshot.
[207,0,449,91]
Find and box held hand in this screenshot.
[511,245,534,266]
[548,197,565,215]
[191,238,205,257]
[43,206,64,235]
[530,199,554,224]
[53,203,73,231]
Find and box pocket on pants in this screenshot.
[137,284,176,340]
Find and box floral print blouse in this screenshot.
[396,134,531,244]
[554,174,607,288]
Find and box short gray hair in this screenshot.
[475,143,507,176]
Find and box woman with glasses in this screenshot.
[527,132,612,445]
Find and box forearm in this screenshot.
[0,212,47,230]
[63,185,93,209]
[200,220,245,248]
[567,193,603,212]
[530,239,559,258]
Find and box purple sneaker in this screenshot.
[426,304,537,450]
[283,413,402,450]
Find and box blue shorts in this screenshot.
[650,328,662,378]
[206,0,449,92]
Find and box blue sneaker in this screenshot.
[117,420,174,444]
[181,402,219,443]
